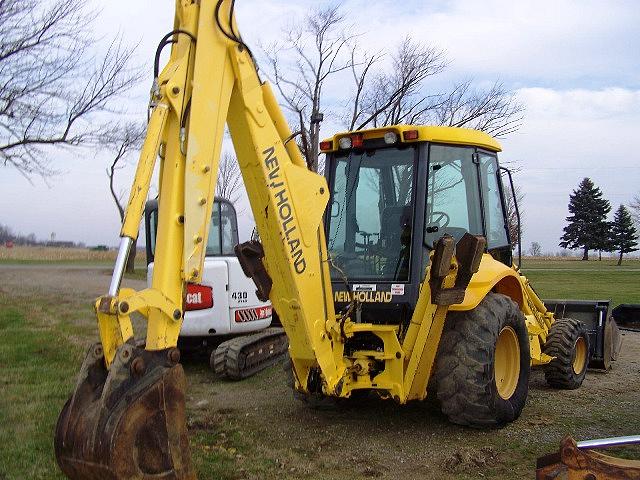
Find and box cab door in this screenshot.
[477,151,512,265]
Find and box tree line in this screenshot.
[0,224,37,245]
[559,178,638,265]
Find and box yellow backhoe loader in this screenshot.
[54,1,622,478]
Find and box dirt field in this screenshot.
[0,264,639,479]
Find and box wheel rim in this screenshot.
[494,326,520,400]
[573,337,587,374]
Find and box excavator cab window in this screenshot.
[144,198,239,264]
[326,146,417,282]
[423,145,511,266]
[424,145,484,247]
[207,201,238,256]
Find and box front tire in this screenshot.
[435,293,530,427]
[543,318,589,389]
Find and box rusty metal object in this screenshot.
[55,342,195,479]
[430,233,486,305]
[234,241,272,302]
[613,304,640,332]
[536,436,640,480]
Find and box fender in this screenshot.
[449,254,524,311]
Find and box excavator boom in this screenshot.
[55,1,349,477]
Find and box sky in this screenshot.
[1,0,639,255]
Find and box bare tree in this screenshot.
[504,181,524,251]
[0,0,142,178]
[263,5,354,171]
[630,193,640,227]
[429,80,524,137]
[263,6,524,173]
[529,242,542,257]
[216,153,243,206]
[100,122,145,272]
[349,37,448,130]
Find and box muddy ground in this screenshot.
[1,264,639,479]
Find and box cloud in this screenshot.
[2,0,638,252]
[500,87,640,250]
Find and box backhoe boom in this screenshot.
[55,2,348,477]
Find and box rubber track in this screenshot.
[213,328,289,380]
[543,318,588,389]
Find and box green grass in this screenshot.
[0,300,89,479]
[521,258,640,306]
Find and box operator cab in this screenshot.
[145,196,238,264]
[322,126,513,327]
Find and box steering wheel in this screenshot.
[430,211,450,228]
[424,211,451,250]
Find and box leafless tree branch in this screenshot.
[262,5,355,171]
[216,152,243,206]
[98,121,145,271]
[0,0,143,178]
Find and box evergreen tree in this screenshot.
[559,178,611,260]
[610,205,638,266]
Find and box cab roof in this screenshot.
[320,124,502,153]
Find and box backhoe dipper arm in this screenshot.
[55,2,343,478]
[108,0,342,379]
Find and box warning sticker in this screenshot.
[391,284,405,295]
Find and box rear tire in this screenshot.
[543,318,589,389]
[435,293,530,427]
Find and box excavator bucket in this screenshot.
[544,299,623,370]
[613,304,640,331]
[54,342,195,480]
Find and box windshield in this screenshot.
[326,146,415,282]
[149,200,237,258]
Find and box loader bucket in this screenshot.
[54,342,195,480]
[612,304,640,332]
[544,299,622,370]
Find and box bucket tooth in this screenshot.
[55,342,195,480]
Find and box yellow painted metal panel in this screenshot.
[321,124,502,152]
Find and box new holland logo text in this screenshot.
[263,146,306,274]
[334,291,393,303]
